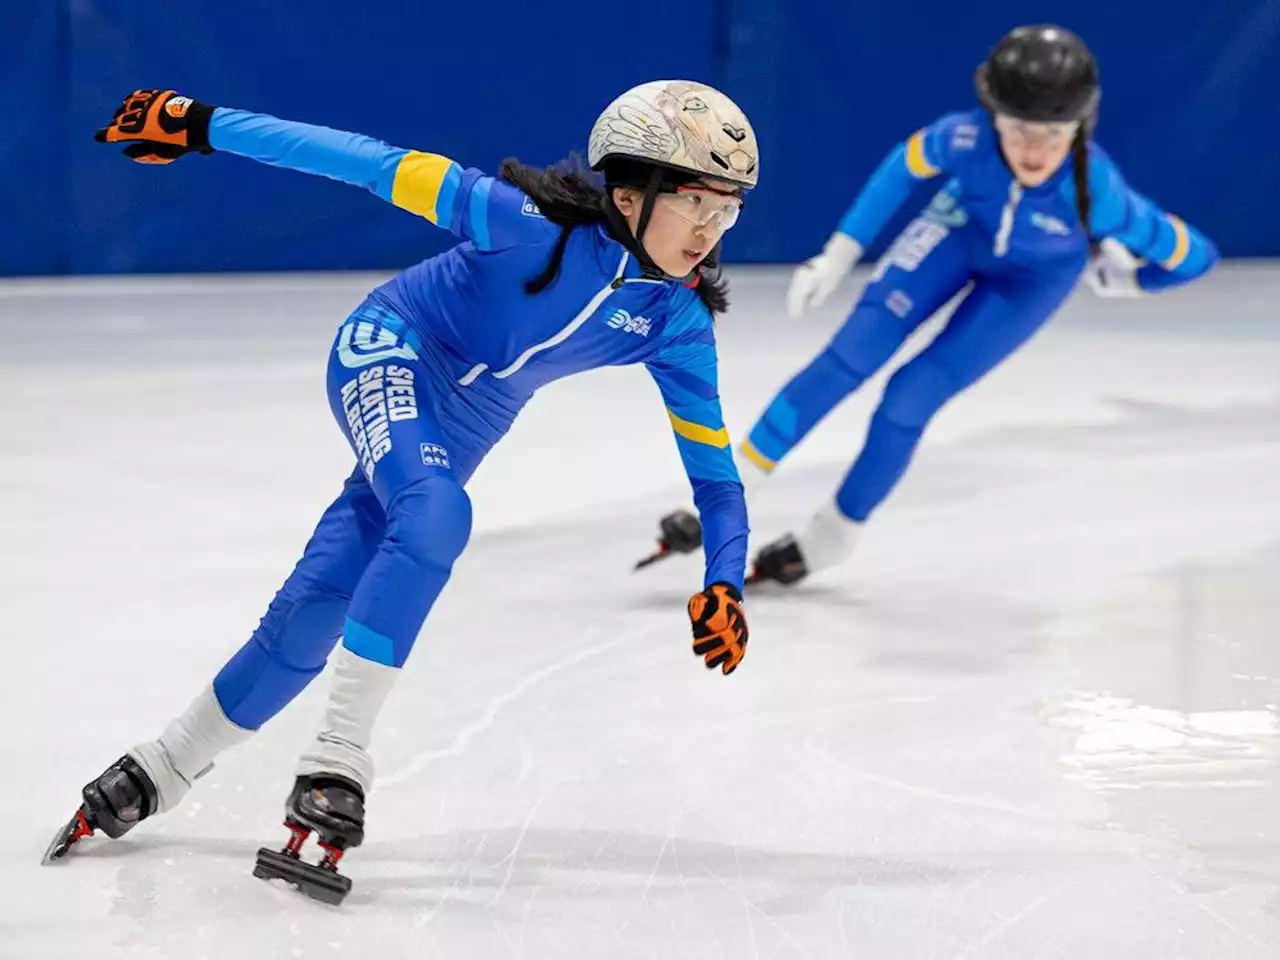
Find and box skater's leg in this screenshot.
[293,318,478,793]
[131,469,388,811]
[750,266,1082,586]
[249,316,481,899]
[214,469,387,726]
[47,400,389,858]
[834,269,1080,523]
[649,219,971,565]
[742,217,971,475]
[293,471,472,788]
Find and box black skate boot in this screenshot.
[253,774,365,905]
[42,755,159,864]
[745,534,810,587]
[634,509,703,570]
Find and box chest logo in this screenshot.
[1031,212,1072,236]
[606,308,652,337]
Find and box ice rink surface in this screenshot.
[3,264,1279,958]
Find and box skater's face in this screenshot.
[994,115,1078,187]
[612,179,743,276]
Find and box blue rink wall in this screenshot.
[5,1,1277,275]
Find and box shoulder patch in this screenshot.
[950,123,979,152]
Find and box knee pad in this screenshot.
[384,475,473,574]
[878,356,960,430]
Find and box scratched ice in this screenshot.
[3,265,1279,958]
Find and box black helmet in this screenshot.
[975,25,1099,124]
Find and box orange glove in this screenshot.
[688,582,748,675]
[94,89,215,164]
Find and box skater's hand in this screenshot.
[95,89,215,164]
[1085,238,1144,298]
[688,582,748,675]
[786,232,863,319]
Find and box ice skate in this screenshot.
[634,508,703,569]
[42,690,247,865]
[746,533,810,586]
[746,501,862,588]
[253,774,365,905]
[42,754,160,864]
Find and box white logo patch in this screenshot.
[339,364,419,481]
[870,219,950,281]
[521,197,545,219]
[923,189,968,228]
[886,291,914,318]
[951,123,979,151]
[606,308,652,337]
[1031,212,1072,236]
[337,320,418,368]
[420,443,451,469]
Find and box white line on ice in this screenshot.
[379,631,637,788]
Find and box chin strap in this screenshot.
[601,167,698,284]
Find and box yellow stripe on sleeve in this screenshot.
[904,130,940,179]
[1161,214,1190,270]
[390,151,454,222]
[739,438,776,473]
[668,409,730,448]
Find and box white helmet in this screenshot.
[588,80,759,189]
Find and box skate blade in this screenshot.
[42,809,94,865]
[254,847,352,905]
[633,546,670,571]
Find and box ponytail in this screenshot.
[499,155,606,295]
[1071,131,1092,239]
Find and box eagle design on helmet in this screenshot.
[588,80,759,189]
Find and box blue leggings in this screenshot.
[213,304,504,730]
[746,219,1082,521]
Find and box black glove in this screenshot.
[94,89,215,164]
[688,582,748,675]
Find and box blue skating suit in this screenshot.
[201,109,748,731]
[742,108,1217,522]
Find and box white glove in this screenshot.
[1085,238,1145,298]
[786,232,864,319]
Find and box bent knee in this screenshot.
[384,476,473,571]
[879,357,960,429]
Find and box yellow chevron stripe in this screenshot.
[668,409,730,447]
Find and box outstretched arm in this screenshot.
[790,111,974,318]
[95,89,550,250]
[1088,154,1218,291]
[834,112,969,247]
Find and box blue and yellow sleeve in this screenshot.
[1086,151,1218,291]
[646,304,748,591]
[835,111,968,247]
[207,108,551,251]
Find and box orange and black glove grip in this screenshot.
[688,582,748,675]
[94,89,215,164]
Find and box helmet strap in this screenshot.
[601,166,695,282]
[635,166,664,247]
